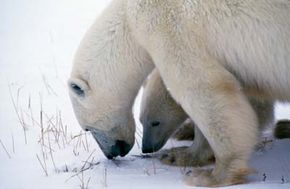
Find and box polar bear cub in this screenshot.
[140,69,275,166]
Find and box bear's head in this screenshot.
[67,5,137,159]
[68,72,135,159]
[68,0,154,159]
[140,69,188,153]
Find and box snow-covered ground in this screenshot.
[0,0,289,189]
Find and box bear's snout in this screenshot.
[109,140,131,158]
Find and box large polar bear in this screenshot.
[68,0,290,187]
[140,69,274,166]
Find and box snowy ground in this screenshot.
[0,0,289,189]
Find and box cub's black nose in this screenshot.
[142,140,155,153]
[142,146,154,154]
[142,139,164,154]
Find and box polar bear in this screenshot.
[140,69,275,166]
[69,0,290,186]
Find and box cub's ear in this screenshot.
[68,78,89,97]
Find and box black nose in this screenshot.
[142,147,154,154]
[107,140,131,159]
[116,140,131,156]
[142,139,164,154]
[142,140,155,153]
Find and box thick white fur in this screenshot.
[69,0,154,156]
[69,0,290,187]
[141,69,274,167]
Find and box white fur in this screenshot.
[69,0,154,157]
[140,69,274,167]
[69,0,290,186]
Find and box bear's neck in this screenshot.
[74,0,154,110]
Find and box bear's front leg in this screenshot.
[159,126,214,167]
[153,49,258,187]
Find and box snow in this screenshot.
[0,0,289,189]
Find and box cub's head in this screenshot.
[140,69,187,153]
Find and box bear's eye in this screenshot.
[151,121,160,127]
[70,83,84,96]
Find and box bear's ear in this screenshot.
[68,78,89,97]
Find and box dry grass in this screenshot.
[8,85,28,144]
[0,139,12,159]
[101,168,108,188]
[42,74,57,96]
[11,133,15,154]
[7,84,100,188]
[66,149,98,182]
[5,82,199,189]
[36,154,48,176]
[77,171,91,189]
